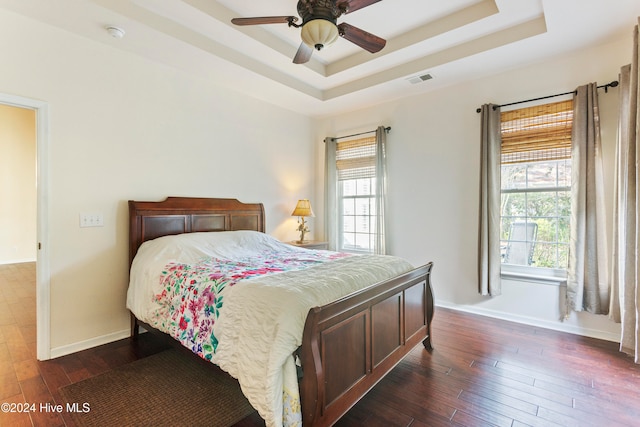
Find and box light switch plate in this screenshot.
[79,213,104,227]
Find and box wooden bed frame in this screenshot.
[128,197,434,427]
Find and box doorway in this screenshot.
[0,93,50,360]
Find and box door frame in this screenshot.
[1,92,50,360]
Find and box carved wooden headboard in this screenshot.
[128,197,265,266]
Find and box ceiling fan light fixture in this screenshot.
[301,19,339,51]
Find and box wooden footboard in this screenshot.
[298,262,434,427]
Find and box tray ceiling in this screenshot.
[1,0,639,117]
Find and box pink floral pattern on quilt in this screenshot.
[150,249,351,362]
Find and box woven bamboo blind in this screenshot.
[336,135,377,180]
[500,99,573,164]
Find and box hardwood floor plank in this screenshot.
[535,376,640,424]
[0,371,21,401]
[333,401,372,425]
[62,366,92,384]
[19,376,65,427]
[1,324,34,363]
[456,390,558,427]
[445,347,581,407]
[0,282,20,304]
[463,361,575,407]
[9,300,36,326]
[534,405,591,427]
[37,358,72,405]
[450,408,507,427]
[367,377,458,421]
[0,393,33,427]
[391,360,546,426]
[375,365,538,427]
[0,301,16,326]
[49,354,85,382]
[346,399,415,427]
[366,384,458,426]
[470,359,536,387]
[0,342,15,376]
[73,350,111,377]
[456,378,539,415]
[14,358,40,382]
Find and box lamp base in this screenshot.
[296,216,309,244]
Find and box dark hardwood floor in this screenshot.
[2,262,640,426]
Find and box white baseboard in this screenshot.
[435,301,620,343]
[50,329,131,359]
[0,258,36,265]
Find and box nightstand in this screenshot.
[288,240,329,250]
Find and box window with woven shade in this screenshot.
[500,100,573,272]
[336,135,379,252]
[336,135,377,180]
[501,100,573,164]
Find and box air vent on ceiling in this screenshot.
[407,73,433,85]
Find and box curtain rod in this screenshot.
[332,126,391,141]
[475,81,619,113]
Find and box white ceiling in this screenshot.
[1,0,639,117]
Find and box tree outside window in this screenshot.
[499,100,573,272]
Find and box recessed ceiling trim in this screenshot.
[327,0,500,76]
[92,0,324,99]
[90,0,546,103]
[196,0,501,79]
[323,15,547,101]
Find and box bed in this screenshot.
[127,197,434,427]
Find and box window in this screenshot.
[500,100,573,273]
[340,177,376,251]
[336,135,379,253]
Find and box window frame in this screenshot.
[500,179,570,282]
[499,100,573,281]
[338,177,377,253]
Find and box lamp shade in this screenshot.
[300,19,339,50]
[291,199,315,217]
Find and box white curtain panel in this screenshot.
[374,126,388,255]
[324,137,339,251]
[566,83,610,316]
[610,18,640,363]
[478,104,502,296]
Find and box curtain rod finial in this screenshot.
[604,80,619,93]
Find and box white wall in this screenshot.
[0,9,314,355]
[313,37,633,342]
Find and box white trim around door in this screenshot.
[1,92,51,360]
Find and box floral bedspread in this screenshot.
[146,247,413,427]
[150,249,350,362]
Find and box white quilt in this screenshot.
[127,231,413,427]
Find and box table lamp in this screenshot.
[291,199,314,243]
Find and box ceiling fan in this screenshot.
[231,0,386,64]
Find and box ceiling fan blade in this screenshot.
[293,42,313,64]
[231,16,297,26]
[337,22,386,53]
[338,0,382,14]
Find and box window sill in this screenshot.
[501,270,567,286]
